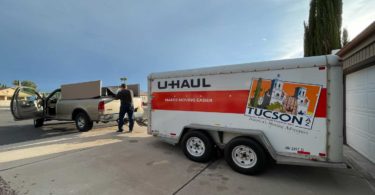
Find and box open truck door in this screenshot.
[10,87,44,121]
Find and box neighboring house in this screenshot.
[337,21,375,164]
[140,91,148,105]
[0,88,29,107]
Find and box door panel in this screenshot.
[346,65,375,163]
[46,89,61,117]
[11,87,44,120]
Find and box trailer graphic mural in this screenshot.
[245,78,322,129]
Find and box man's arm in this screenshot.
[130,90,134,100]
[115,91,121,100]
[128,90,134,106]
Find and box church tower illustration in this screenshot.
[269,79,285,105]
[294,87,309,115]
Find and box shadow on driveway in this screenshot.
[0,120,122,146]
[0,122,78,146]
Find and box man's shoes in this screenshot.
[129,130,133,133]
[116,129,123,133]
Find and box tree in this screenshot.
[12,80,20,86]
[0,83,8,88]
[342,28,349,46]
[12,80,37,89]
[11,80,38,94]
[304,0,343,56]
[21,80,37,89]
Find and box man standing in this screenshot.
[116,84,134,132]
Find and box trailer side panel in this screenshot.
[150,65,330,160]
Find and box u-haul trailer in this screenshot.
[148,55,345,174]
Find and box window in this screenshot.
[49,91,61,102]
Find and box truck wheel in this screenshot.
[224,138,267,175]
[33,118,44,128]
[181,131,214,163]
[75,112,93,132]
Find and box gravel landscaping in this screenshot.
[0,176,16,195]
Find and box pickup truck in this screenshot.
[10,87,144,131]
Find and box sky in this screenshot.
[0,0,374,92]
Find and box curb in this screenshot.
[344,145,375,192]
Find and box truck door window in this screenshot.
[18,89,41,109]
[50,92,61,103]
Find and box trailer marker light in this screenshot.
[170,133,176,136]
[319,66,326,70]
[297,151,310,155]
[319,152,326,157]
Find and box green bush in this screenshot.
[266,102,283,111]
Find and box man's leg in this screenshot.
[118,107,125,132]
[127,106,134,132]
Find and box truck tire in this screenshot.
[224,138,267,175]
[181,131,214,163]
[33,118,44,128]
[75,112,93,132]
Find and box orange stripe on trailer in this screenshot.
[151,90,249,114]
[151,89,327,117]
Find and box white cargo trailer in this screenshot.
[148,55,345,174]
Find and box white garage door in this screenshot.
[346,65,375,163]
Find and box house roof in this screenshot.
[337,21,375,57]
[0,88,31,98]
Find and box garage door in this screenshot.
[346,65,375,163]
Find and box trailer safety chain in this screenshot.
[135,118,148,127]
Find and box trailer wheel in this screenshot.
[75,112,93,132]
[181,131,214,163]
[224,138,267,175]
[33,118,44,128]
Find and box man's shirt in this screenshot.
[116,89,133,106]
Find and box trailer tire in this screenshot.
[33,118,44,128]
[75,112,93,132]
[224,138,267,175]
[181,131,214,163]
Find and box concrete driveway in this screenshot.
[0,124,374,195]
[0,109,78,146]
[0,109,120,146]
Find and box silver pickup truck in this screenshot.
[10,87,143,131]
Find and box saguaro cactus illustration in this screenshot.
[252,78,263,107]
